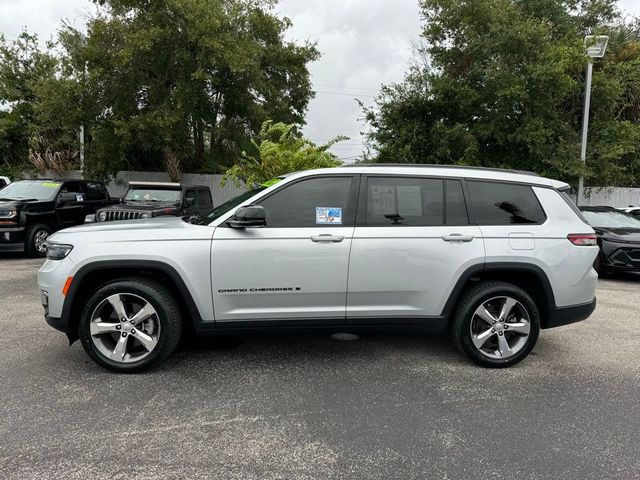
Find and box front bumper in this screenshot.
[0,226,25,251]
[545,298,597,329]
[601,240,640,271]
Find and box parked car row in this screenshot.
[0,178,214,257]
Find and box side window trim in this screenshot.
[444,178,471,226]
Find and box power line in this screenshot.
[314,83,380,93]
[315,90,376,99]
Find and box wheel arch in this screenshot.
[62,260,204,343]
[441,262,556,328]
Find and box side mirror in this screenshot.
[57,192,78,205]
[227,205,266,229]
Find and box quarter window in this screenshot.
[467,181,546,225]
[258,177,354,227]
[364,177,444,226]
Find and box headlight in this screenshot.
[140,212,152,219]
[46,243,73,260]
[98,211,107,222]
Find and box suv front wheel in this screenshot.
[79,278,182,373]
[451,281,541,368]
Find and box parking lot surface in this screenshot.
[0,255,638,479]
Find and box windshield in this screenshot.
[582,210,640,229]
[191,187,265,225]
[0,181,61,201]
[125,188,181,203]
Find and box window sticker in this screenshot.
[261,178,282,187]
[371,185,396,215]
[316,207,343,225]
[42,182,61,188]
[75,194,84,202]
[397,186,422,216]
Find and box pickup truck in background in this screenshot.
[0,179,116,257]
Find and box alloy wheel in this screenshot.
[89,293,161,363]
[469,296,531,360]
[34,230,49,253]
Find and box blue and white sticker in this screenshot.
[316,207,343,225]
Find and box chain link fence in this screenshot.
[579,186,640,208]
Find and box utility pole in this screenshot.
[79,125,85,175]
[578,35,608,206]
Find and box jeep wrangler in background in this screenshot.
[0,179,115,257]
[91,182,213,223]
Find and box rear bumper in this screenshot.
[545,298,596,329]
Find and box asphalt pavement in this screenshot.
[0,255,638,479]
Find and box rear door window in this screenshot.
[363,177,444,226]
[467,181,546,225]
[83,182,108,201]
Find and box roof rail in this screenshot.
[343,163,539,177]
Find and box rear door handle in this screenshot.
[310,234,345,243]
[442,234,475,243]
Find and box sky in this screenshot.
[1,0,639,161]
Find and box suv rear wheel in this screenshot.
[79,278,182,373]
[451,281,541,368]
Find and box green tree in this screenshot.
[223,120,345,187]
[364,0,640,186]
[51,0,320,176]
[0,32,58,175]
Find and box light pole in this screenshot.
[577,35,608,206]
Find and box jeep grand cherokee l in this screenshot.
[37,166,598,372]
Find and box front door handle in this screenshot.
[310,234,345,243]
[442,234,475,243]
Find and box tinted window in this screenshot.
[83,182,108,201]
[258,177,354,227]
[467,181,546,225]
[185,189,197,207]
[0,179,6,188]
[196,189,213,209]
[446,180,469,225]
[365,177,444,226]
[61,182,84,197]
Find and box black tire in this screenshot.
[25,223,52,258]
[79,278,182,373]
[450,281,541,368]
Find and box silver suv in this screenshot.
[37,166,598,372]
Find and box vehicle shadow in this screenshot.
[601,271,640,283]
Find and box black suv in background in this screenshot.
[0,179,115,256]
[92,182,213,223]
[580,206,640,274]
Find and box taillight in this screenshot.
[568,234,598,246]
